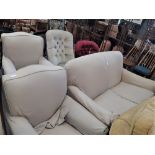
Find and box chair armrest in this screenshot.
[39,56,55,66]
[62,95,108,135]
[8,116,37,135]
[68,86,118,126]
[122,69,155,93]
[2,56,16,74]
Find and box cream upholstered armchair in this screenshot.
[2,65,107,135]
[65,51,155,128]
[46,30,74,66]
[2,32,52,75]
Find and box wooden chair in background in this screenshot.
[133,44,155,77]
[123,39,150,68]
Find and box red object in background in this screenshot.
[75,40,99,57]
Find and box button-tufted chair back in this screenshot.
[46,30,74,66]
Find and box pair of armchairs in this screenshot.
[1,32,107,135]
[2,30,74,72]
[2,31,155,135]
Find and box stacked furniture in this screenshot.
[91,21,108,45]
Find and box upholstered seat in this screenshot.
[65,51,155,129]
[46,30,74,66]
[94,89,136,114]
[2,65,107,135]
[111,82,154,104]
[2,32,52,75]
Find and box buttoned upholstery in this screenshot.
[2,32,52,75]
[65,51,155,129]
[46,30,74,66]
[3,65,108,135]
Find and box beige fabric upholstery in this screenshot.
[94,89,136,114]
[46,30,74,66]
[122,69,155,93]
[2,56,16,74]
[34,106,69,134]
[39,56,55,66]
[8,116,37,135]
[3,65,66,126]
[65,51,123,99]
[68,86,118,127]
[41,122,81,135]
[3,65,107,135]
[111,82,154,104]
[62,95,108,134]
[2,32,43,69]
[65,51,154,128]
[2,32,52,74]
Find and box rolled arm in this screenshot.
[62,95,108,135]
[2,56,16,74]
[68,86,118,126]
[8,116,37,135]
[122,69,155,93]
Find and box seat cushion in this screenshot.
[94,90,136,115]
[41,122,81,135]
[111,82,154,104]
